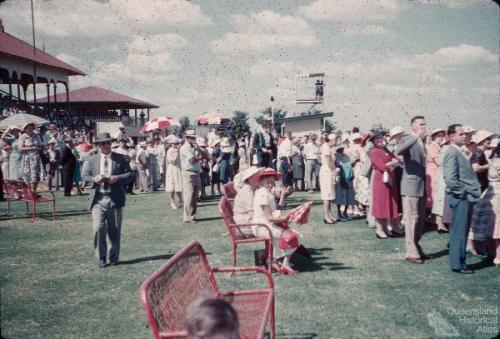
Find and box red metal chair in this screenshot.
[2,180,23,215]
[219,197,273,273]
[140,241,275,339]
[20,181,56,221]
[223,182,238,202]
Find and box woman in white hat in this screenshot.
[165,136,183,209]
[425,128,445,211]
[1,126,22,180]
[319,133,339,223]
[18,122,43,194]
[233,166,264,227]
[252,168,303,275]
[471,130,494,192]
[348,132,368,216]
[46,138,60,191]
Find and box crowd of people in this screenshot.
[1,115,498,274]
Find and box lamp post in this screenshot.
[270,96,275,130]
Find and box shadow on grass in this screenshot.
[196,216,222,222]
[468,257,494,271]
[427,249,448,259]
[118,254,174,265]
[292,247,353,272]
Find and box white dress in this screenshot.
[319,143,336,201]
[432,145,452,223]
[165,147,182,192]
[252,187,301,258]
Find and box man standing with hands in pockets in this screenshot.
[180,130,203,223]
[83,133,133,268]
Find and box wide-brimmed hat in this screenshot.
[462,125,477,134]
[197,137,207,147]
[360,132,371,146]
[242,166,264,182]
[350,132,362,142]
[185,130,197,138]
[94,132,116,144]
[370,129,386,142]
[165,135,180,144]
[430,128,445,137]
[21,122,36,131]
[490,138,499,148]
[471,130,494,145]
[253,168,282,183]
[389,126,405,139]
[47,137,57,145]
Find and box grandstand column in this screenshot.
[134,109,137,126]
[8,79,12,99]
[46,83,51,114]
[53,82,57,114]
[64,83,70,115]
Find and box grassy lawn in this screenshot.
[1,190,498,338]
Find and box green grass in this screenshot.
[1,190,498,338]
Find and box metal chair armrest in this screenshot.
[228,223,273,239]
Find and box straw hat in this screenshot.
[462,125,477,134]
[350,132,362,142]
[94,132,116,144]
[490,138,499,148]
[165,135,180,144]
[241,166,264,182]
[185,130,197,138]
[389,126,405,139]
[471,130,494,145]
[430,128,445,137]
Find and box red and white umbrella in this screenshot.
[141,116,181,132]
[286,201,313,225]
[197,111,233,125]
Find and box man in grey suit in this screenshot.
[443,124,481,274]
[82,133,133,268]
[396,116,427,264]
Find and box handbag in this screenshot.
[212,161,220,173]
[279,229,299,249]
[383,170,393,187]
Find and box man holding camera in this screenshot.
[82,132,133,268]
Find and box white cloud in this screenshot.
[297,0,404,22]
[0,0,211,39]
[339,24,394,37]
[433,44,497,64]
[420,0,488,8]
[211,11,317,55]
[55,53,82,67]
[128,34,187,54]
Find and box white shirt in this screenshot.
[277,138,292,158]
[100,153,112,177]
[303,141,319,160]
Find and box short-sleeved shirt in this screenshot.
[180,142,201,172]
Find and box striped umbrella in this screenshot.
[140,116,181,132]
[197,111,233,125]
[286,201,313,225]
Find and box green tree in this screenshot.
[322,118,335,133]
[227,110,251,139]
[299,105,322,116]
[255,106,287,132]
[179,116,191,134]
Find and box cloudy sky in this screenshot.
[1,0,498,131]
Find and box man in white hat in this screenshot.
[180,130,202,223]
[82,132,133,268]
[135,141,149,192]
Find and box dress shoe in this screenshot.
[406,257,424,264]
[376,233,388,239]
[323,218,336,224]
[452,268,474,274]
[99,258,106,268]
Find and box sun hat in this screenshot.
[462,125,477,134]
[252,168,282,183]
[21,122,36,131]
[241,166,264,182]
[490,138,499,148]
[370,129,386,142]
[165,135,180,144]
[47,138,57,145]
[185,130,197,138]
[389,126,405,140]
[430,128,445,137]
[471,130,494,145]
[94,132,116,144]
[350,132,362,142]
[197,137,207,147]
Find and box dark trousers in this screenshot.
[257,151,272,168]
[447,194,474,270]
[63,169,74,196]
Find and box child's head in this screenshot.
[186,297,240,339]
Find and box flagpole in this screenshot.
[31,0,38,113]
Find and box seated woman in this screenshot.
[252,168,303,275]
[233,167,264,236]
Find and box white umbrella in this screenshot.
[0,113,50,130]
[197,111,233,125]
[140,116,181,132]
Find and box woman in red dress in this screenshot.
[370,131,404,239]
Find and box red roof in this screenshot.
[0,26,85,76]
[35,86,159,109]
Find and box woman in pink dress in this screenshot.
[370,131,404,239]
[425,129,445,209]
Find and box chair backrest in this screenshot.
[219,197,241,239]
[20,181,34,200]
[3,180,22,200]
[223,182,237,200]
[140,241,219,338]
